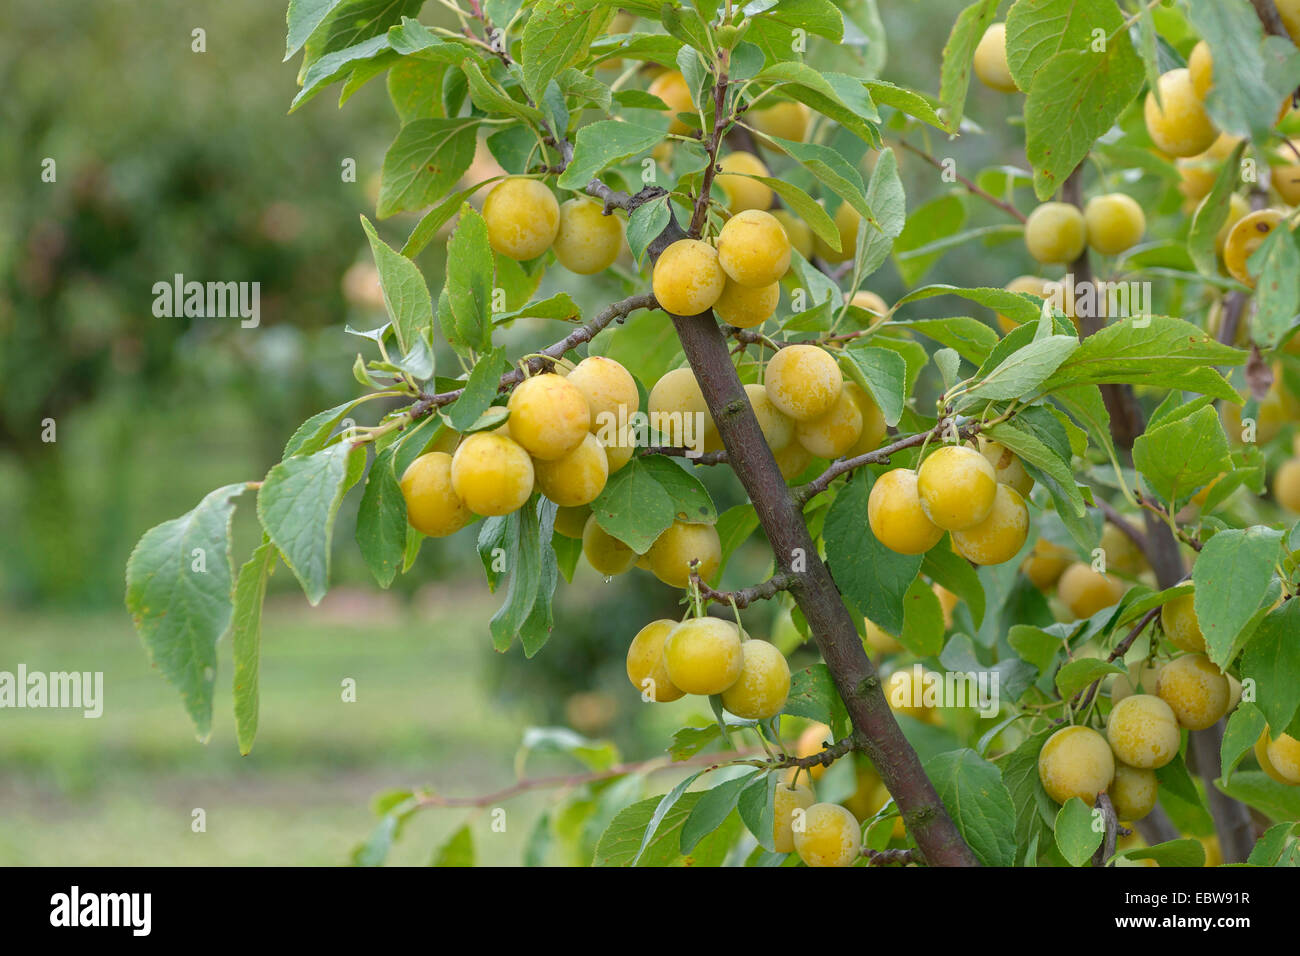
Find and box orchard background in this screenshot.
[3,0,1300,866]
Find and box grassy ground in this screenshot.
[0,586,568,865]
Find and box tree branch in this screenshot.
[691,568,794,609]
[1092,792,1118,867]
[865,847,922,866]
[1189,720,1257,864]
[894,138,1028,224]
[639,446,729,466]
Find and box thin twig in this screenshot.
[893,138,1028,224]
[691,568,794,609]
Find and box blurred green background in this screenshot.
[0,0,1027,865]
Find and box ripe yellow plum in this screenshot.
[1161,593,1205,653]
[744,383,795,452]
[793,803,862,867]
[653,238,727,315]
[974,23,1018,92]
[774,442,813,481]
[951,484,1029,566]
[917,445,999,531]
[566,356,638,434]
[581,514,639,576]
[1107,693,1181,769]
[507,372,591,461]
[1109,763,1159,821]
[721,639,791,719]
[1084,193,1146,256]
[1188,41,1213,99]
[844,383,887,457]
[1224,209,1285,287]
[813,201,860,264]
[978,437,1035,497]
[868,469,945,555]
[1264,730,1300,784]
[552,197,624,274]
[648,70,694,133]
[648,366,719,453]
[450,432,535,516]
[716,151,773,212]
[1022,538,1073,590]
[553,504,591,539]
[716,209,792,287]
[774,780,816,853]
[625,619,685,702]
[647,519,722,588]
[1058,562,1126,619]
[482,177,560,261]
[752,100,812,142]
[795,722,834,781]
[1157,653,1231,730]
[533,432,609,507]
[1038,725,1115,805]
[771,210,813,261]
[1145,69,1219,158]
[864,618,904,655]
[1275,458,1300,512]
[400,452,473,537]
[764,344,843,421]
[662,617,743,695]
[713,279,779,329]
[996,275,1051,334]
[795,388,864,459]
[1025,202,1087,265]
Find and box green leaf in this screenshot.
[892,194,967,286]
[125,483,250,741]
[737,772,780,852]
[998,729,1054,848]
[839,344,906,427]
[1054,797,1103,867]
[1040,317,1244,402]
[751,177,840,251]
[595,791,741,866]
[292,35,393,110]
[984,418,1087,525]
[378,117,480,218]
[1247,822,1300,866]
[1132,405,1231,505]
[900,575,945,657]
[355,445,407,589]
[824,473,921,635]
[1113,838,1206,868]
[1221,702,1268,786]
[1240,603,1300,735]
[938,0,1001,132]
[715,503,759,574]
[669,722,723,761]
[1188,141,1249,278]
[232,541,276,756]
[1054,658,1126,699]
[1218,771,1300,822]
[432,825,475,866]
[400,178,502,258]
[784,663,848,729]
[1193,526,1284,668]
[894,283,1044,327]
[639,455,716,524]
[444,204,495,353]
[927,748,1018,867]
[360,216,431,356]
[494,293,582,326]
[442,347,507,433]
[625,196,672,265]
[258,443,365,605]
[865,79,945,130]
[1251,224,1300,349]
[922,545,986,628]
[488,502,544,652]
[762,136,870,220]
[283,394,388,459]
[520,0,607,103]
[1005,0,1120,92]
[961,335,1078,403]
[591,457,676,553]
[1023,37,1145,200]
[557,120,664,189]
[754,63,880,143]
[680,771,758,853]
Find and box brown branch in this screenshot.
[691,568,794,609]
[894,138,1028,224]
[689,54,731,237]
[766,734,862,775]
[865,847,923,866]
[639,446,729,465]
[1070,605,1162,712]
[409,292,657,420]
[1251,0,1290,39]
[647,210,980,867]
[1092,792,1118,867]
[1189,721,1257,864]
[792,418,986,506]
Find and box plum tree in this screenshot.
[400,452,473,537]
[1024,202,1087,264]
[950,483,1028,566]
[507,373,591,460]
[652,238,727,315]
[716,209,791,287]
[1084,193,1145,256]
[1107,694,1181,769]
[763,344,842,421]
[625,619,684,703]
[973,23,1017,93]
[720,639,791,719]
[868,469,945,555]
[773,779,816,853]
[916,445,998,531]
[1145,68,1218,157]
[552,198,625,275]
[482,177,561,260]
[662,617,743,695]
[1157,654,1231,730]
[647,519,721,588]
[450,432,535,516]
[716,152,773,212]
[1038,725,1115,805]
[793,802,862,867]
